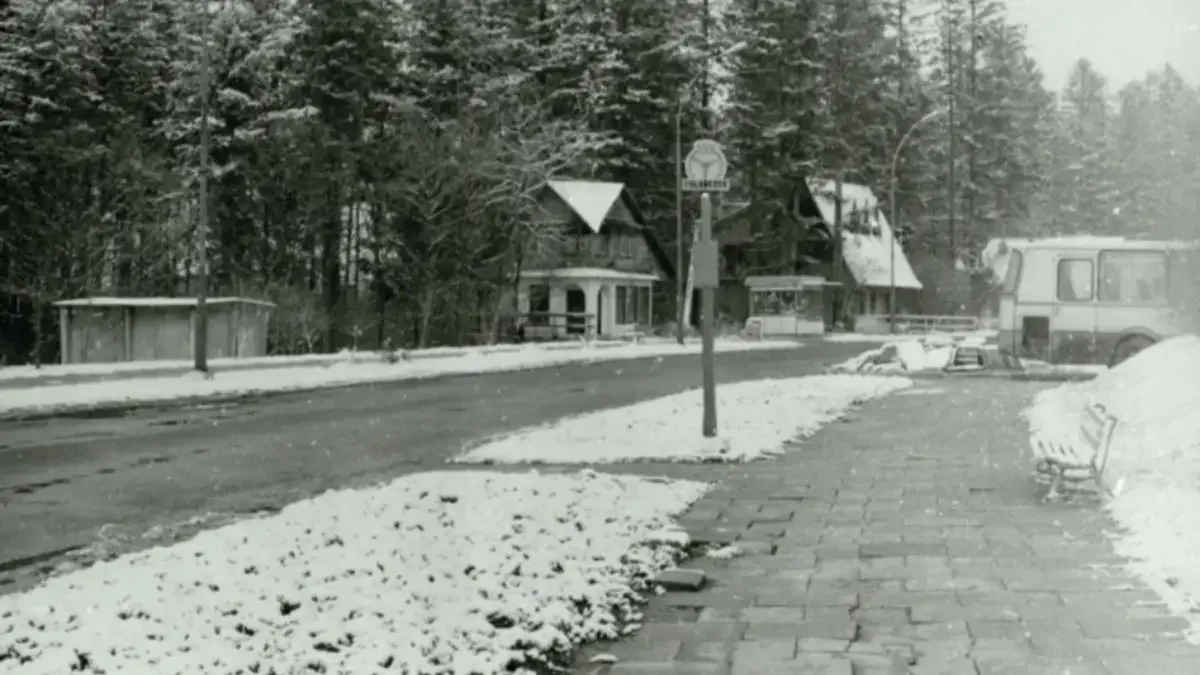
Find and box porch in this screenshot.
[517,268,657,340]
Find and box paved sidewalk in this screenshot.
[575,378,1200,674]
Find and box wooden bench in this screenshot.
[1030,401,1119,501]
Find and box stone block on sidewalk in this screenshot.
[731,540,775,556]
[656,569,708,592]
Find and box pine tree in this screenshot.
[971,21,1057,239]
[1050,59,1119,234]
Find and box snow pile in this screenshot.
[0,339,799,417]
[0,470,708,675]
[456,375,912,464]
[831,334,984,373]
[1022,335,1200,637]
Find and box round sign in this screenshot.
[684,140,728,182]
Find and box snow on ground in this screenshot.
[455,375,912,464]
[1022,335,1200,640]
[0,339,798,417]
[0,470,709,675]
[0,338,781,384]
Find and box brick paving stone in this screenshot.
[568,380,1200,674]
[634,622,745,642]
[676,641,734,663]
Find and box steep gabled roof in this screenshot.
[806,179,923,290]
[545,181,631,232]
[536,180,676,280]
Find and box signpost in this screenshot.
[682,139,731,192]
[681,139,728,438]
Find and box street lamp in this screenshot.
[674,41,746,344]
[889,107,948,333]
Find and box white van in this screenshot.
[997,237,1198,367]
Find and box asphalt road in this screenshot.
[0,341,863,586]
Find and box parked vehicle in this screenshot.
[997,237,1198,367]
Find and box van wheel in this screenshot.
[1108,335,1154,368]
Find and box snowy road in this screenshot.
[0,342,861,586]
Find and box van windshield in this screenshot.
[1001,249,1022,295]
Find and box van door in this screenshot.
[1051,256,1097,364]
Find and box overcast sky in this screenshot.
[1007,0,1199,93]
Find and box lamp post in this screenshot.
[889,107,948,332]
[674,41,746,344]
[194,8,212,372]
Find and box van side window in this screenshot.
[1057,259,1093,302]
[1002,249,1022,295]
[1099,250,1168,305]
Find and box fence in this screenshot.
[854,314,981,335]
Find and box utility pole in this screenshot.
[675,111,685,344]
[194,9,211,373]
[700,0,710,126]
[967,0,979,260]
[944,3,958,262]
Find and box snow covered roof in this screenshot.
[807,180,923,290]
[54,296,275,309]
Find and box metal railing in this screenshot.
[521,312,597,340]
[855,313,981,335]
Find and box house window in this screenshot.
[529,284,550,317]
[615,285,644,324]
[1056,259,1093,302]
[1099,250,1167,305]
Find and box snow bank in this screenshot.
[0,470,708,675]
[0,349,368,383]
[0,339,799,418]
[456,375,912,464]
[1022,335,1200,638]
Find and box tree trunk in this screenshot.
[417,284,437,349]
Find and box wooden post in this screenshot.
[699,193,717,437]
[59,307,70,365]
[123,307,134,361]
[832,173,844,327]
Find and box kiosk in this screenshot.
[743,275,833,337]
